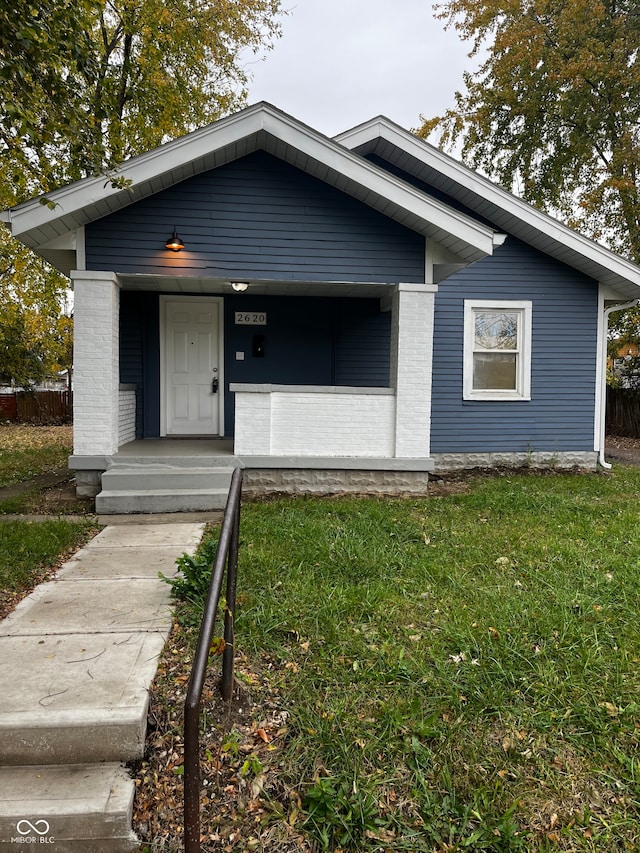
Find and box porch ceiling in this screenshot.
[116,273,395,298]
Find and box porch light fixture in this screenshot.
[231,281,249,292]
[165,228,184,251]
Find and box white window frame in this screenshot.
[463,300,532,401]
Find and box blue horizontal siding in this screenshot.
[334,303,391,386]
[119,291,161,438]
[119,293,144,437]
[86,151,424,283]
[431,238,599,453]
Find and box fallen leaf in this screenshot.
[210,637,226,655]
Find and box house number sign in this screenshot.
[235,312,267,325]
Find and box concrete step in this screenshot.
[96,486,230,513]
[0,629,168,764]
[97,464,234,513]
[0,763,138,852]
[101,464,234,491]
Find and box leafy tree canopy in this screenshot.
[0,228,72,388]
[0,0,283,386]
[419,0,640,262]
[1,0,283,202]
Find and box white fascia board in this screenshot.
[3,105,268,239]
[261,110,497,257]
[337,118,640,293]
[4,103,497,261]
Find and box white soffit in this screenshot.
[1,103,498,265]
[336,117,640,300]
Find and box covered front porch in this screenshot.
[70,273,438,511]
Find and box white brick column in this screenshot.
[71,271,121,455]
[391,282,438,458]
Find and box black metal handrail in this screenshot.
[184,467,243,853]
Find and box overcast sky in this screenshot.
[244,0,477,138]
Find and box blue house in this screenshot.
[3,103,640,511]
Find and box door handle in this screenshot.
[211,377,219,394]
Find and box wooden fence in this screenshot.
[0,390,73,424]
[606,387,640,438]
[1,387,637,434]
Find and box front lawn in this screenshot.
[0,424,72,487]
[0,518,99,617]
[148,467,640,852]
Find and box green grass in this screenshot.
[0,480,93,515]
[0,519,97,594]
[177,467,640,852]
[0,424,72,487]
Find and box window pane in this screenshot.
[474,312,518,351]
[473,352,517,390]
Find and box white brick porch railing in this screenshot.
[231,385,396,457]
[118,385,136,447]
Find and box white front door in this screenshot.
[163,297,223,436]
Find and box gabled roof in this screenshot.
[1,102,500,275]
[335,116,640,300]
[5,103,640,297]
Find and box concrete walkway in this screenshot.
[0,519,207,852]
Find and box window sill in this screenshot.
[464,392,531,402]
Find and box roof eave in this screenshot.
[336,117,640,296]
[3,103,497,267]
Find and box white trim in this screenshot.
[75,226,86,270]
[71,269,120,282]
[597,296,640,467]
[594,286,607,452]
[463,300,532,401]
[159,295,225,437]
[396,281,438,293]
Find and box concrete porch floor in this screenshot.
[113,438,236,460]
